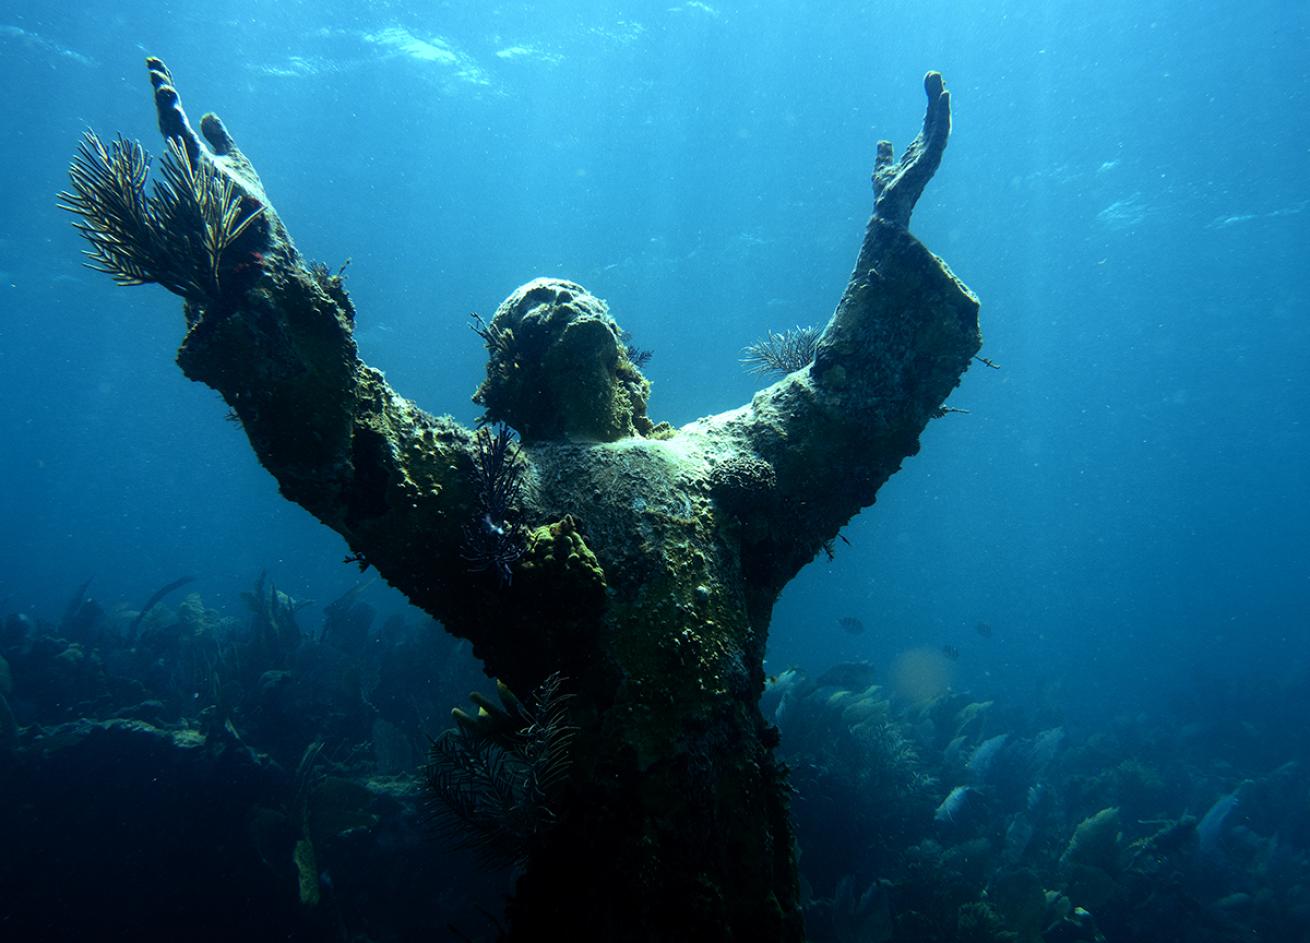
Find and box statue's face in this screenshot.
[473,278,651,443]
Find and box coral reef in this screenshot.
[765,662,1310,943]
[5,582,1309,941]
[0,579,498,940]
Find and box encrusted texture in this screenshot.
[473,278,655,443]
[66,61,982,942]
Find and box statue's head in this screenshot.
[473,278,654,443]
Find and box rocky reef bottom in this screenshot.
[766,659,1310,943]
[1,577,1306,941]
[0,576,509,941]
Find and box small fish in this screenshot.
[1198,785,1248,857]
[1027,727,1065,773]
[966,733,1009,782]
[941,644,960,661]
[934,785,980,825]
[838,616,865,636]
[1003,814,1034,863]
[975,621,993,639]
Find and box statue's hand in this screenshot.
[872,72,952,228]
[146,57,271,210]
[61,58,290,303]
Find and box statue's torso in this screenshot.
[522,431,765,756]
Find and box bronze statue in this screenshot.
[62,59,980,941]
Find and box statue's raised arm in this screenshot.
[61,59,491,621]
[62,62,981,943]
[691,71,980,597]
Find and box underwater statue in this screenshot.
[62,59,980,941]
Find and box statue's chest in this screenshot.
[524,438,718,584]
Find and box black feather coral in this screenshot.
[741,325,821,377]
[423,673,576,868]
[461,423,527,585]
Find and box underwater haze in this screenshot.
[2,1,1308,940]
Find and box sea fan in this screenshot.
[58,129,264,304]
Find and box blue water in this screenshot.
[2,0,1307,732]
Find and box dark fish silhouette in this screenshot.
[127,575,197,642]
[838,616,865,635]
[941,644,960,661]
[975,621,993,639]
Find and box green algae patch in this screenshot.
[293,838,320,907]
[518,515,606,596]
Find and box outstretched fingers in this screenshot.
[146,57,244,165]
[919,71,951,165]
[146,57,205,163]
[873,71,953,228]
[199,113,237,157]
[872,139,895,187]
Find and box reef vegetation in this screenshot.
[424,672,577,867]
[4,583,1307,941]
[765,664,1310,943]
[0,577,501,938]
[58,129,266,306]
[742,325,823,377]
[460,424,529,586]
